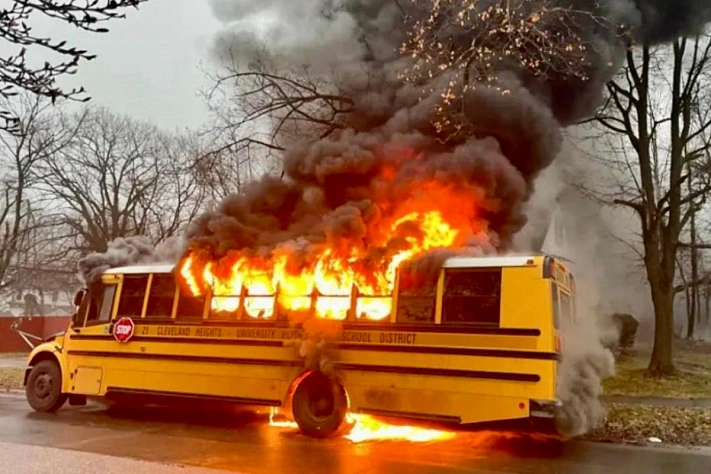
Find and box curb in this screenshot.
[0,389,24,396]
[601,395,711,408]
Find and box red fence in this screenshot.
[0,316,71,353]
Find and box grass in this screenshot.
[587,403,711,446]
[0,368,24,391]
[603,341,711,399]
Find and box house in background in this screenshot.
[0,264,79,317]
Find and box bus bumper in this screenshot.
[530,399,561,419]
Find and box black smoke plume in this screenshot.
[196,0,710,258]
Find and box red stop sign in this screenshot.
[113,317,135,343]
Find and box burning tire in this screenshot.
[25,360,67,413]
[291,372,349,438]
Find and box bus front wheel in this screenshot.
[26,360,67,413]
[291,372,349,438]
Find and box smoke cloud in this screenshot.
[78,236,186,285]
[198,0,711,261]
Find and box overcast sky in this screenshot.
[32,0,222,131]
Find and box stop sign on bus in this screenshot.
[113,317,135,343]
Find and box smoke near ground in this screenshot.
[516,136,655,435]
[555,308,617,437]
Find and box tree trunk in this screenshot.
[686,164,697,339]
[647,256,676,373]
[649,289,675,373]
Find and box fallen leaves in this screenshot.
[603,347,711,399]
[0,368,24,391]
[587,404,711,446]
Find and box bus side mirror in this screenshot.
[73,289,86,307]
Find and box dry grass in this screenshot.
[603,341,711,399]
[0,368,24,391]
[587,403,711,446]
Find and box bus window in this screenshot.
[83,284,116,326]
[145,274,177,318]
[176,287,206,320]
[560,291,572,323]
[442,269,501,325]
[97,285,116,323]
[210,295,240,320]
[117,275,149,318]
[395,268,436,324]
[551,283,561,329]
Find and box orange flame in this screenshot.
[268,408,455,443]
[178,181,483,321]
[343,413,456,443]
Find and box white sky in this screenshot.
[17,0,222,131]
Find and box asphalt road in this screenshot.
[0,393,709,474]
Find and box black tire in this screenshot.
[291,372,349,438]
[25,360,67,413]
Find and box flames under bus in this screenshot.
[23,254,575,438]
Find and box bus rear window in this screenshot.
[442,269,501,326]
[118,275,149,317]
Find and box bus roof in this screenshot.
[102,255,546,275]
[103,263,176,275]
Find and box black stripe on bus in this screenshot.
[67,350,300,367]
[69,335,283,347]
[336,343,560,361]
[356,408,461,424]
[66,350,540,382]
[338,363,540,382]
[342,324,540,336]
[69,335,556,361]
[97,319,541,336]
[105,388,281,407]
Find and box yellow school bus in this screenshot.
[23,254,574,438]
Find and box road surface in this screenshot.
[0,393,709,474]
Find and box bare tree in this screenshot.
[0,93,75,291]
[36,106,208,254]
[201,47,354,183]
[0,0,148,131]
[584,34,711,373]
[204,1,610,160]
[402,0,616,133]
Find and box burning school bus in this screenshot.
[23,254,574,438]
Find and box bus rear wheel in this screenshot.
[291,372,349,438]
[26,360,67,413]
